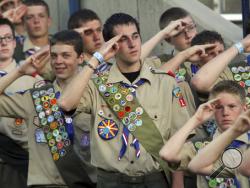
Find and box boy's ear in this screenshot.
[78,53,84,65]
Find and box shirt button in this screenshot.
[154,115,158,119]
[130,161,134,164]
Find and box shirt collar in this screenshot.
[106,60,154,85]
[2,59,17,73]
[213,129,249,144]
[23,37,40,52]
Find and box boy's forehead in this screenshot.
[113,23,138,36]
[26,5,47,15]
[51,43,75,53]
[0,24,12,35]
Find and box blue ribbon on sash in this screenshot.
[118,79,146,160]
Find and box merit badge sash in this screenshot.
[93,72,171,183]
[30,83,71,161]
[30,82,95,188]
[229,62,250,109]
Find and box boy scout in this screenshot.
[0,30,94,187]
[0,18,41,188]
[59,13,191,188]
[160,80,250,187]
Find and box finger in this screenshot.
[207,97,221,106]
[74,26,91,34]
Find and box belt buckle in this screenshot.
[120,174,144,184]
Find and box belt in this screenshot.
[97,168,165,184]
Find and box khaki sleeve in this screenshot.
[0,92,31,119]
[170,80,192,137]
[215,66,234,84]
[76,80,95,114]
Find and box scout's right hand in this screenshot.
[241,34,250,53]
[186,44,216,62]
[231,109,250,135]
[18,45,50,75]
[98,34,121,61]
[2,4,27,24]
[193,98,220,125]
[161,19,187,39]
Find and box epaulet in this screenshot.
[33,80,52,88]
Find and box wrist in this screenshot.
[93,52,105,64]
[234,42,244,54]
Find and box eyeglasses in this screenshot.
[0,35,14,44]
[174,23,197,37]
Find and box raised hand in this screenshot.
[186,43,216,62]
[193,98,220,124]
[2,4,27,24]
[241,34,250,53]
[162,19,187,39]
[98,34,121,61]
[18,45,50,75]
[231,109,250,135]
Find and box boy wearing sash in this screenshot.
[0,30,94,187]
[0,18,42,188]
[160,80,250,187]
[59,13,192,188]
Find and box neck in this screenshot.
[116,60,141,73]
[0,58,13,69]
[83,52,93,62]
[15,24,26,36]
[30,35,49,47]
[56,74,76,90]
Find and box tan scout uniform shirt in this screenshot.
[175,130,249,188]
[183,61,234,103]
[0,81,66,186]
[144,56,196,116]
[76,61,190,176]
[0,60,42,150]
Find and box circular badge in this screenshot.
[32,91,40,99]
[129,112,137,120]
[239,81,245,88]
[245,80,250,87]
[53,153,59,161]
[57,142,64,150]
[62,132,68,140]
[50,121,58,130]
[46,132,53,140]
[134,119,143,127]
[56,135,62,142]
[54,111,61,119]
[110,86,118,94]
[238,66,245,72]
[98,84,106,92]
[125,106,131,112]
[49,93,55,99]
[49,139,56,147]
[242,73,249,80]
[39,111,45,119]
[113,104,120,112]
[59,149,67,157]
[120,99,127,106]
[122,117,130,125]
[194,141,203,150]
[234,74,241,81]
[43,125,50,133]
[59,126,65,133]
[51,146,57,154]
[128,123,136,132]
[97,119,119,140]
[135,107,143,115]
[115,93,122,100]
[47,88,54,94]
[53,129,59,137]
[41,96,49,102]
[178,68,186,76]
[126,94,133,102]
[51,105,59,112]
[118,111,125,119]
[45,108,52,116]
[64,139,71,147]
[47,115,54,123]
[57,118,64,126]
[104,92,110,97]
[50,98,57,105]
[231,67,238,74]
[43,101,50,109]
[36,105,43,112]
[40,90,46,96]
[95,78,102,85]
[34,98,41,105]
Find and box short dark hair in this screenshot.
[24,0,50,16]
[191,30,225,47]
[103,12,140,41]
[67,9,101,29]
[209,80,246,104]
[0,18,15,37]
[50,30,83,57]
[159,7,190,30]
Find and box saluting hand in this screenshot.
[2,4,27,24]
[98,34,121,61]
[231,109,250,135]
[193,98,220,125]
[162,19,187,39]
[241,34,250,53]
[18,45,50,75]
[186,43,217,62]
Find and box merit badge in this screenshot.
[15,118,23,126]
[118,111,125,119]
[134,119,143,127]
[135,107,143,115]
[126,94,133,102]
[172,87,182,98]
[35,128,47,143]
[128,123,136,132]
[81,132,90,147]
[99,84,106,92]
[97,119,119,140]
[110,86,118,94]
